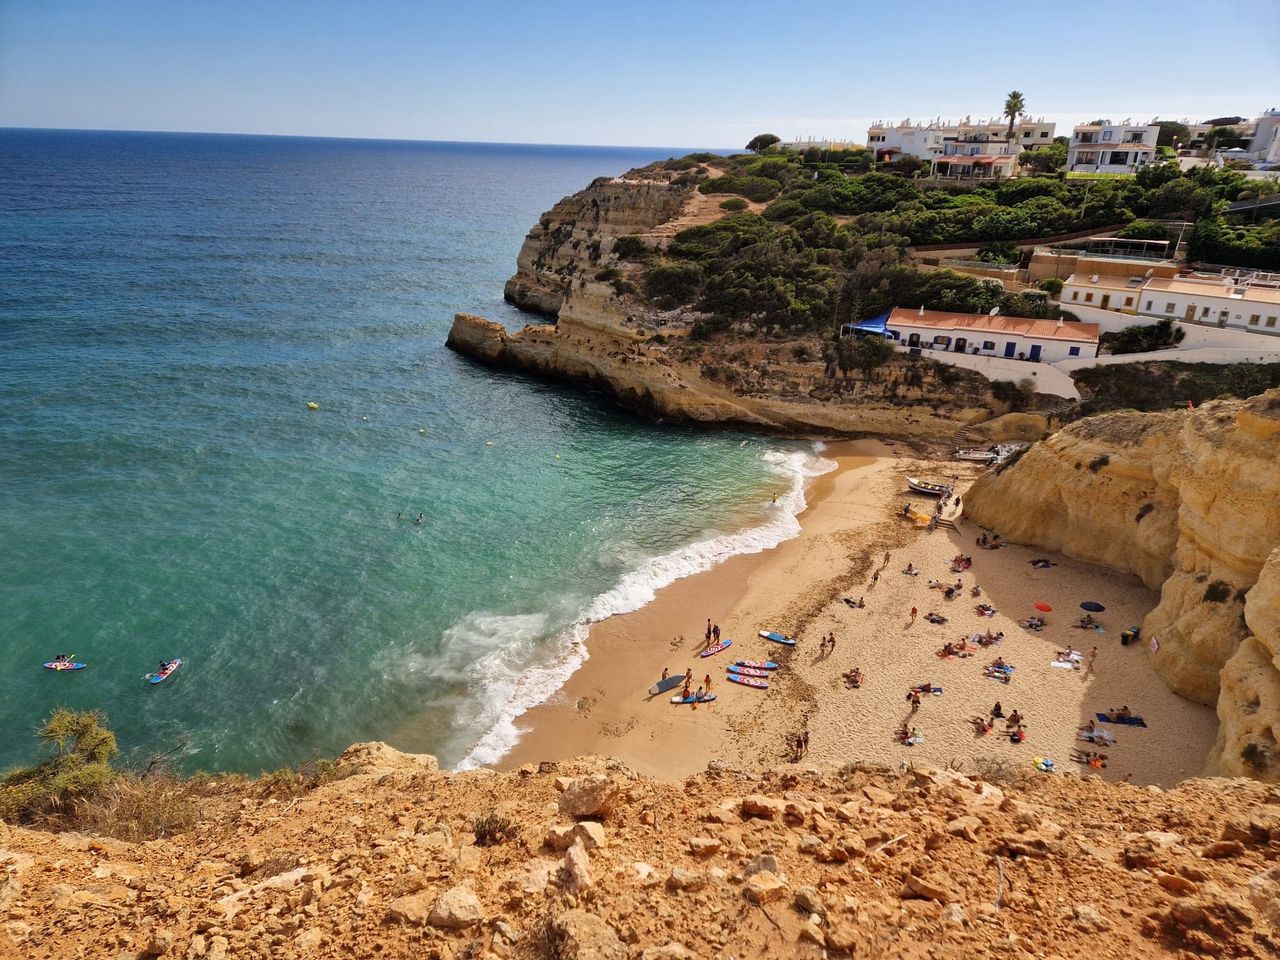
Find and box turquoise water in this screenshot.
[1,130,821,773]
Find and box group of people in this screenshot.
[1071,749,1108,769]
[818,633,838,656]
[1074,614,1102,630]
[789,729,810,761]
[950,554,973,572]
[704,620,722,648]
[976,531,1003,549]
[984,656,1014,683]
[1018,615,1046,631]
[1103,705,1142,722]
[396,512,426,524]
[842,666,865,689]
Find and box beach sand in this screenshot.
[498,442,1216,787]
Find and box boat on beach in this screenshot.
[953,447,998,462]
[906,477,952,497]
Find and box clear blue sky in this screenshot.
[2,0,1277,147]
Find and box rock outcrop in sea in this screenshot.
[965,390,1280,781]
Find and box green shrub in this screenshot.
[1039,277,1064,296]
[698,175,782,203]
[0,709,119,825]
[612,235,651,261]
[644,263,704,305]
[719,197,748,212]
[594,267,620,281]
[1102,319,1186,355]
[473,813,518,846]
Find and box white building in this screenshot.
[882,307,1100,363]
[1249,108,1280,165]
[1066,121,1159,174]
[866,116,1055,162]
[1135,276,1280,334]
[930,133,1022,179]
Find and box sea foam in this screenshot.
[456,444,836,769]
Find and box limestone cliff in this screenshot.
[966,390,1280,780]
[503,176,691,316]
[6,746,1280,959]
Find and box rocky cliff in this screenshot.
[6,744,1280,959]
[503,177,692,316]
[965,390,1280,781]
[451,168,1021,442]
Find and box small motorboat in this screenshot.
[907,477,952,497]
[953,447,998,462]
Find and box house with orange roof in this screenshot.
[879,306,1101,363]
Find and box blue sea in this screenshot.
[0,129,827,774]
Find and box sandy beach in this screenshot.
[499,442,1216,787]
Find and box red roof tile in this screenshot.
[886,307,1100,343]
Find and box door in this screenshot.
[908,333,920,346]
[954,337,967,353]
[1101,294,1111,310]
[1003,342,1016,358]
[1184,305,1195,322]
[1029,344,1042,362]
[1218,310,1229,328]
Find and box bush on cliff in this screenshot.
[698,175,782,203]
[644,264,704,305]
[1102,319,1186,355]
[1073,361,1280,415]
[0,708,119,825]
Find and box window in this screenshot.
[1102,130,1113,141]
[1068,347,1081,357]
[1268,317,1278,328]
[1249,314,1261,326]
[933,335,951,347]
[1165,302,1175,314]
[1084,292,1094,303]
[1040,131,1049,138]
[1124,297,1133,307]
[1070,291,1079,301]
[1145,300,1153,311]
[982,340,996,351]
[1201,307,1210,317]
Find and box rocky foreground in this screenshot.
[4,743,1280,960]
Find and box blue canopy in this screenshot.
[840,311,891,338]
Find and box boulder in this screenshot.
[546,821,606,852]
[428,886,483,930]
[549,909,627,960]
[745,870,788,905]
[563,838,592,892]
[558,775,620,820]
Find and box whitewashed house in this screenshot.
[930,134,1022,180]
[866,116,1055,162]
[879,307,1100,362]
[1066,122,1159,174]
[1136,276,1280,333]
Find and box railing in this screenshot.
[938,258,1019,273]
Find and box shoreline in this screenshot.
[496,443,1217,786]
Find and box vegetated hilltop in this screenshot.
[965,389,1280,782]
[449,149,1272,443]
[5,742,1280,960]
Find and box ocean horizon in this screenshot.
[0,128,819,775]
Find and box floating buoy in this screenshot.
[306,401,318,410]
[555,454,562,460]
[485,441,494,446]
[362,416,368,421]
[418,428,425,434]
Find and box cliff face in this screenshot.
[503,176,691,316]
[6,745,1280,959]
[966,391,1280,780]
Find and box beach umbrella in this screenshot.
[1080,601,1106,612]
[1033,602,1053,613]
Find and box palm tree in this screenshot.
[1003,91,1026,139]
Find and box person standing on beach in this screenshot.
[1085,646,1099,678]
[684,667,693,686]
[909,690,922,713]
[705,619,712,648]
[712,623,720,644]
[910,606,918,624]
[870,570,880,588]
[703,673,712,693]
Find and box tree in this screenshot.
[1155,121,1190,148]
[1020,141,1066,175]
[1003,91,1026,139]
[837,334,895,380]
[0,709,119,824]
[746,133,781,154]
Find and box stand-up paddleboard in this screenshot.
[700,638,732,658]
[670,692,717,705]
[734,659,778,670]
[648,675,685,696]
[43,658,85,671]
[727,664,770,678]
[147,659,183,684]
[758,631,795,646]
[726,673,768,689]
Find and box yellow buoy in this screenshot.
[306,402,318,410]
[555,454,562,460]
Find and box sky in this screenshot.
[1,0,1278,148]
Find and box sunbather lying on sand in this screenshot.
[927,578,942,590]
[924,612,948,624]
[1018,617,1045,630]
[843,667,864,689]
[1105,706,1142,722]
[975,603,996,617]
[970,716,994,735]
[902,563,919,576]
[1070,750,1108,769]
[1030,559,1056,569]
[1078,729,1116,746]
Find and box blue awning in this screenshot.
[851,311,890,334]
